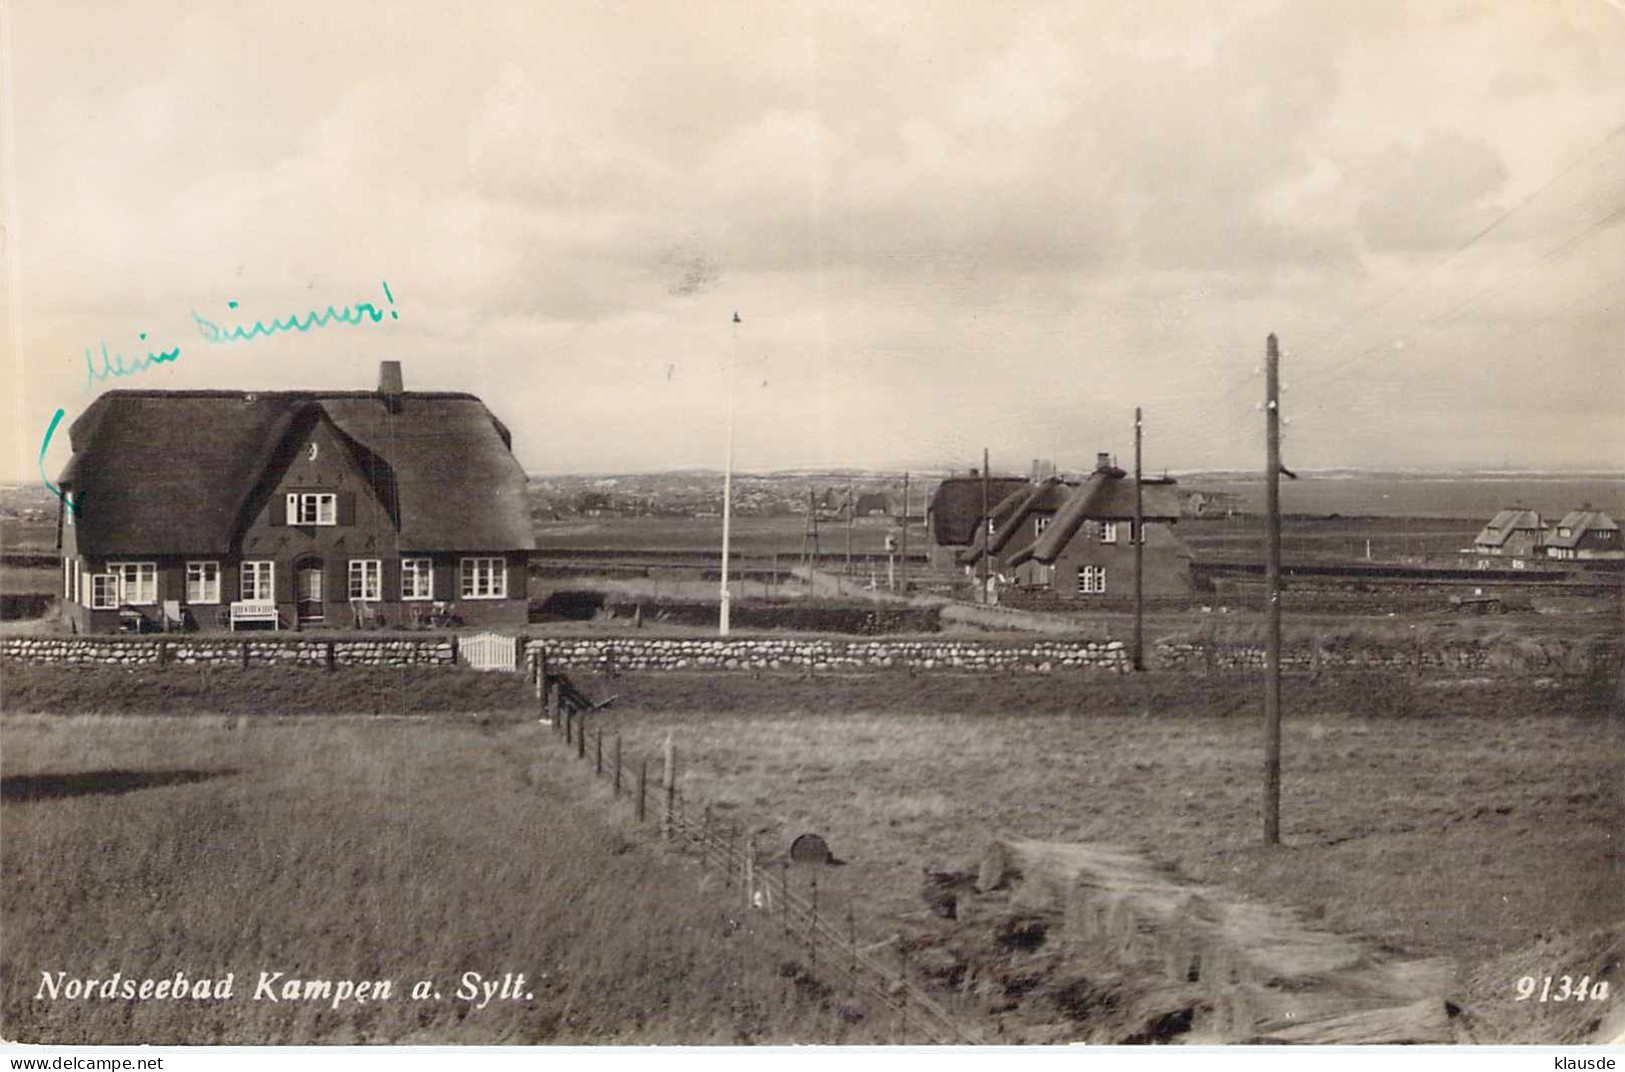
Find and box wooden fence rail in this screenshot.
[543,711,978,1044]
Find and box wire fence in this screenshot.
[526,651,981,1045]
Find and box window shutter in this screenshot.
[337,491,356,526]
[278,493,296,527]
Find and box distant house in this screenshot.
[1473,509,1546,561]
[55,362,535,633]
[956,477,1074,575]
[1541,510,1622,561]
[1009,454,1188,598]
[853,492,893,517]
[925,473,1029,568]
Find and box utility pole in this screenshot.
[1133,408,1144,672]
[1263,333,1283,845]
[980,449,990,605]
[720,312,740,636]
[899,472,910,593]
[801,487,821,576]
[846,479,854,581]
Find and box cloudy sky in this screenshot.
[6,1,1624,483]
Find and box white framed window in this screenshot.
[460,557,507,599]
[90,573,118,610]
[1077,565,1107,595]
[401,558,434,600]
[1101,522,1119,544]
[186,561,221,604]
[1558,527,1572,538]
[349,559,383,601]
[109,562,157,605]
[1035,516,1051,534]
[241,561,275,602]
[287,492,337,526]
[72,559,81,605]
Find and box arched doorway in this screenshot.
[293,555,325,625]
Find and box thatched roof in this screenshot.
[958,478,1075,566]
[928,476,1029,547]
[1544,509,1618,549]
[1018,470,1181,566]
[61,389,534,556]
[1473,508,1544,548]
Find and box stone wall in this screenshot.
[2,632,1614,679]
[1,635,456,668]
[527,636,1132,673]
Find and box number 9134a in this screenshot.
[1515,975,1610,1002]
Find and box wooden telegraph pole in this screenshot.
[899,472,910,593]
[1263,333,1283,845]
[846,479,854,581]
[720,312,740,636]
[981,450,991,605]
[1133,408,1144,672]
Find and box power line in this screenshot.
[1312,195,1625,391]
[1302,120,1625,358]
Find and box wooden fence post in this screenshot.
[661,733,676,841]
[636,759,647,823]
[808,876,819,970]
[565,708,574,747]
[577,714,586,760]
[240,641,250,669]
[613,735,623,796]
[726,823,737,888]
[847,901,857,996]
[324,640,335,672]
[157,640,169,669]
[595,728,603,776]
[449,634,459,666]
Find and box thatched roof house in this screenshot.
[1008,457,1189,598]
[56,362,534,633]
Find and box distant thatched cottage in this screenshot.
[1008,454,1189,598]
[55,362,535,633]
[1472,509,1546,560]
[1541,509,1622,561]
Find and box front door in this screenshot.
[296,564,324,623]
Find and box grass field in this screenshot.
[0,712,893,1045]
[3,663,1620,1043]
[572,671,1623,1042]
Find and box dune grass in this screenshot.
[0,715,891,1045]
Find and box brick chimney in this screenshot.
[378,361,404,412]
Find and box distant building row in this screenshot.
[1472,508,1621,563]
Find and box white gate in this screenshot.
[461,632,518,672]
